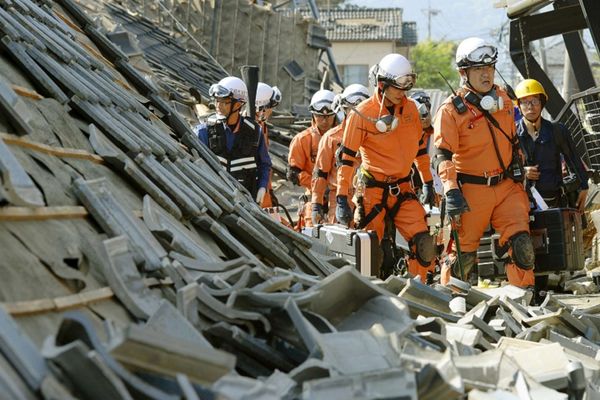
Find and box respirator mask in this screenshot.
[465,87,504,114]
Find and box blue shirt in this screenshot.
[517,118,588,195]
[194,117,272,189]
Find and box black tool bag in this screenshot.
[529,208,584,273]
[302,224,381,277]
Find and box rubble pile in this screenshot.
[0,0,600,399]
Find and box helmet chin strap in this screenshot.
[525,115,541,125]
[225,100,243,126]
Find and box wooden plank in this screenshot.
[0,206,88,221]
[11,85,44,100]
[53,10,85,33]
[1,133,104,163]
[3,287,113,315]
[1,278,173,316]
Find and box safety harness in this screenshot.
[454,96,519,187]
[356,167,418,229]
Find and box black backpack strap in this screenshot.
[550,122,576,172]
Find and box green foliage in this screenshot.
[411,40,460,90]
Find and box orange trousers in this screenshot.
[441,179,534,287]
[362,182,434,282]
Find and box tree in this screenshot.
[410,40,459,90]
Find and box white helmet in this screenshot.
[270,86,282,108]
[256,82,274,109]
[309,89,336,115]
[341,84,369,107]
[209,76,248,102]
[455,37,498,69]
[373,53,416,90]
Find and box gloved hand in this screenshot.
[445,188,469,218]
[335,195,352,226]
[255,187,266,204]
[312,203,325,225]
[286,167,300,185]
[421,181,435,207]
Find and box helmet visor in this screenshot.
[270,87,282,107]
[388,73,417,90]
[343,91,369,106]
[209,84,232,98]
[416,102,429,119]
[310,101,335,116]
[465,45,497,66]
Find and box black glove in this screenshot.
[312,203,325,225]
[421,181,435,207]
[286,167,300,185]
[335,195,352,226]
[445,188,469,217]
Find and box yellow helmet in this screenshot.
[515,79,547,102]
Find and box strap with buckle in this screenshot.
[361,168,411,188]
[458,172,504,186]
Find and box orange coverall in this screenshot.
[288,123,321,191]
[337,92,434,281]
[288,123,323,227]
[311,122,346,223]
[433,86,534,287]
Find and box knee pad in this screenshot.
[450,251,477,279]
[510,231,535,270]
[412,231,435,267]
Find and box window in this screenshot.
[341,65,369,87]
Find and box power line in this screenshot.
[421,1,440,41]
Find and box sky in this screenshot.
[344,0,520,83]
[345,0,509,44]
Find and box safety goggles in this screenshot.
[465,45,498,66]
[416,102,429,119]
[310,102,335,116]
[209,84,232,98]
[411,93,431,108]
[342,91,369,106]
[270,87,282,106]
[384,73,417,90]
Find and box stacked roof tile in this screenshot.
[302,7,417,44]
[105,3,228,103]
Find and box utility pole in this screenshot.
[422,1,440,41]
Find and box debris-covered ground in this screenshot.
[1,0,600,399]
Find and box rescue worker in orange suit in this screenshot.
[409,90,437,207]
[336,53,436,282]
[432,37,535,287]
[255,83,282,208]
[287,90,336,226]
[195,76,272,204]
[311,84,370,224]
[514,79,588,211]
